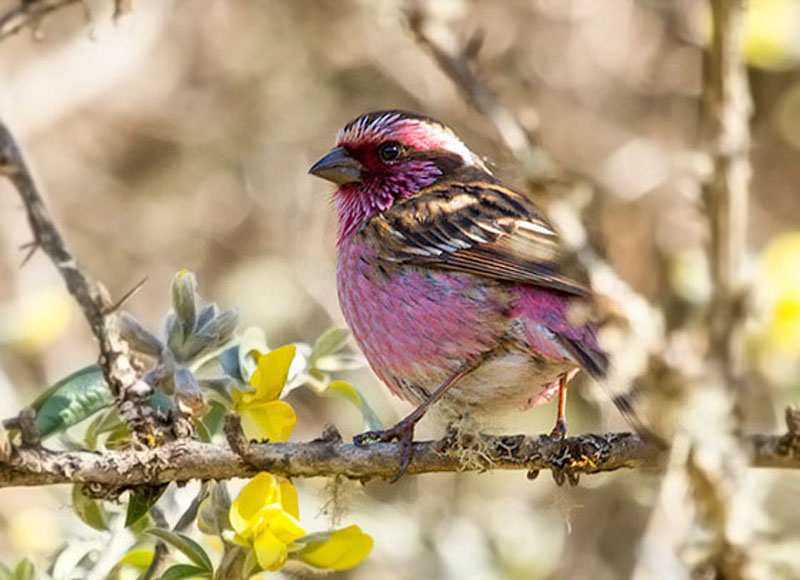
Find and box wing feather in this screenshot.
[366,178,589,296]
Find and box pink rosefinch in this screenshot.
[310,110,639,478]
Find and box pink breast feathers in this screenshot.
[336,236,504,400]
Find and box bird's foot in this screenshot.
[549,417,567,440]
[354,419,417,482]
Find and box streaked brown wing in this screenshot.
[367,179,590,296]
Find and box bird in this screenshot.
[309,110,636,479]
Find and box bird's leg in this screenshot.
[354,365,473,481]
[550,373,569,439]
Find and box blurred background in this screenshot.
[1,0,799,578]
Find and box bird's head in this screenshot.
[310,110,488,241]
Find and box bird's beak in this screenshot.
[308,147,364,185]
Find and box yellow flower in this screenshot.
[742,0,800,70]
[230,473,305,571]
[763,232,800,351]
[232,345,297,441]
[296,525,374,571]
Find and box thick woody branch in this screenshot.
[0,430,797,489]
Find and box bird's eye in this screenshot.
[377,141,402,162]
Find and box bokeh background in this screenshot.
[1,0,800,578]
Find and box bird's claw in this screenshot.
[353,422,417,482]
[549,417,567,440]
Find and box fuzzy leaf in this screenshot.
[197,482,231,536]
[146,529,213,572]
[165,313,185,357]
[218,345,242,381]
[198,378,234,404]
[172,270,198,338]
[118,312,163,357]
[32,365,112,439]
[311,328,350,361]
[313,353,365,372]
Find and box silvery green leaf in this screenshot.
[311,328,350,362]
[165,312,185,355]
[209,309,238,345]
[197,482,231,536]
[178,333,220,363]
[214,546,248,580]
[172,271,198,337]
[195,303,218,333]
[313,353,367,372]
[118,312,163,357]
[180,309,239,362]
[218,345,241,380]
[173,367,206,417]
[198,378,234,403]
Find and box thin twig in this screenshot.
[0,119,160,441]
[0,0,83,41]
[406,6,554,179]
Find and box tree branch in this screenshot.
[0,429,797,489]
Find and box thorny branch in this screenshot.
[0,119,165,442]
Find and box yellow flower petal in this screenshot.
[263,507,306,544]
[278,478,299,520]
[230,473,280,538]
[253,530,290,572]
[240,400,297,442]
[763,232,800,351]
[249,345,296,402]
[296,525,374,571]
[251,509,306,572]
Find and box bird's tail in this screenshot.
[558,334,661,443]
